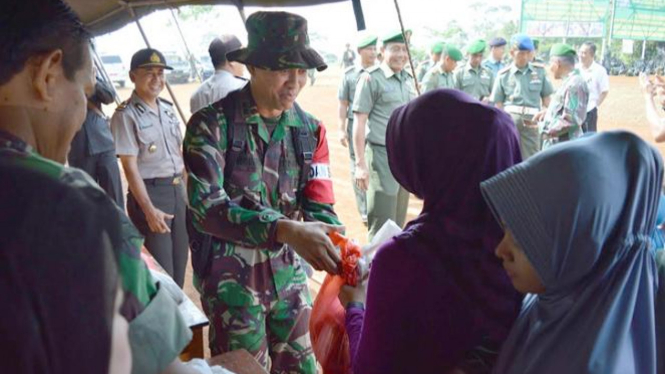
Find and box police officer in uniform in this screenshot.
[454,39,494,102]
[68,76,124,207]
[353,30,417,240]
[421,44,463,92]
[337,34,377,225]
[111,48,189,287]
[490,35,554,159]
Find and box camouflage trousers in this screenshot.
[200,281,316,374]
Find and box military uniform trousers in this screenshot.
[366,142,409,241]
[198,256,316,374]
[508,113,541,159]
[346,118,367,222]
[582,107,598,133]
[127,176,188,287]
[68,150,124,208]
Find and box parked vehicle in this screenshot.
[163,53,191,84]
[100,54,128,88]
[199,55,215,81]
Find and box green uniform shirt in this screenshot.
[338,65,371,119]
[454,63,495,100]
[540,69,589,148]
[0,129,191,374]
[416,59,435,83]
[490,62,554,108]
[352,63,416,146]
[421,65,456,92]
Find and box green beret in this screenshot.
[431,41,445,54]
[466,39,487,55]
[444,44,463,61]
[550,43,576,57]
[357,35,378,49]
[382,29,410,44]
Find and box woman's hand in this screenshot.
[338,280,367,308]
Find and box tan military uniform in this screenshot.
[353,63,416,240]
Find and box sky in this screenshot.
[95,0,521,65]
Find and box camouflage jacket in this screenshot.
[183,85,340,306]
[0,129,191,374]
[539,69,589,148]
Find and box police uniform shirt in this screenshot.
[454,63,495,100]
[111,91,185,179]
[189,70,247,114]
[490,62,554,108]
[352,63,416,146]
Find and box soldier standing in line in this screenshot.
[539,43,589,150]
[352,30,417,240]
[421,44,463,92]
[454,39,494,103]
[490,35,553,159]
[183,12,343,373]
[483,37,507,77]
[416,41,444,84]
[111,48,189,287]
[337,34,378,225]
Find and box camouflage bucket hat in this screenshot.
[227,11,327,72]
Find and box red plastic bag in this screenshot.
[310,232,362,374]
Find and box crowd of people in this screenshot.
[1,0,665,373]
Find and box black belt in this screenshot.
[143,174,183,186]
[368,142,386,147]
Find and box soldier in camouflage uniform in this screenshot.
[454,39,494,102]
[0,2,192,374]
[539,43,589,150]
[337,34,377,225]
[491,35,554,159]
[421,44,463,92]
[183,12,343,373]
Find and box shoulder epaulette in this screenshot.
[158,97,174,106]
[366,65,381,73]
[531,62,545,69]
[344,66,356,74]
[497,65,512,75]
[115,99,130,112]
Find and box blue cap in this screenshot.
[510,34,534,51]
[489,37,507,47]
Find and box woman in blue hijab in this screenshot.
[481,131,661,374]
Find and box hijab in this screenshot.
[482,131,661,374]
[386,89,523,349]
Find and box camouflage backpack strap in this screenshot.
[219,91,248,184]
[291,102,315,207]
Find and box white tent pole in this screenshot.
[127,6,188,124]
[169,7,203,82]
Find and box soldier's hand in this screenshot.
[339,131,349,148]
[354,163,369,191]
[531,110,546,124]
[145,206,174,234]
[276,220,344,275]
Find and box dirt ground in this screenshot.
[111,67,658,360]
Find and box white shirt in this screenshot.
[577,61,610,112]
[189,70,247,114]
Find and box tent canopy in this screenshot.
[65,0,349,36]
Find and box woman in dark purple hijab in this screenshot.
[339,89,523,374]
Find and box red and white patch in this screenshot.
[304,124,335,204]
